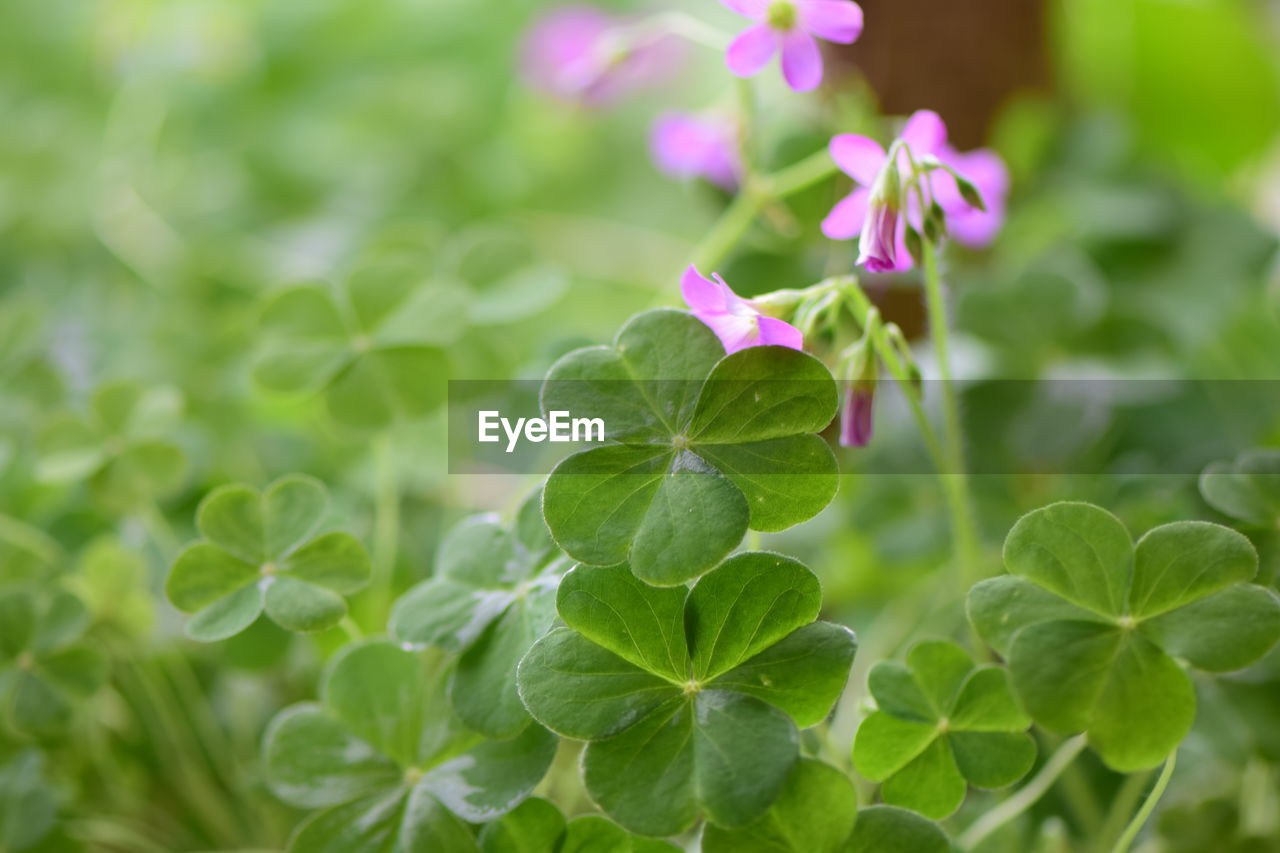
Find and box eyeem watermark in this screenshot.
[478,410,605,453]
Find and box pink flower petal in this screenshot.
[948,202,1005,248]
[829,134,885,185]
[821,187,871,240]
[779,29,823,91]
[797,0,863,43]
[681,266,729,313]
[651,113,740,189]
[899,109,947,156]
[721,0,770,20]
[756,316,804,350]
[725,24,779,78]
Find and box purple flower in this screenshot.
[722,0,864,93]
[681,265,804,353]
[650,113,741,190]
[857,156,903,273]
[933,146,1010,248]
[821,110,948,272]
[521,6,681,105]
[839,381,874,447]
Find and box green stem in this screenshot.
[0,511,63,566]
[370,432,400,620]
[140,501,181,558]
[1107,752,1177,853]
[688,149,839,273]
[839,282,948,474]
[920,239,982,585]
[958,735,1088,850]
[340,615,364,643]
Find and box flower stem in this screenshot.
[370,432,400,621]
[0,511,63,566]
[688,149,839,273]
[957,735,1089,851]
[920,239,982,585]
[1107,752,1177,853]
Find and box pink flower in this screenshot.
[681,266,804,353]
[521,6,681,105]
[821,110,949,272]
[650,113,741,190]
[933,146,1010,248]
[839,382,874,447]
[722,0,864,93]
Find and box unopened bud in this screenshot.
[955,175,987,212]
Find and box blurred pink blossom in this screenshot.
[521,5,682,105]
[722,0,863,92]
[681,265,803,353]
[933,146,1010,248]
[650,113,741,190]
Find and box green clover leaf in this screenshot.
[968,501,1280,771]
[264,641,556,852]
[390,489,567,738]
[252,261,450,432]
[0,588,107,737]
[846,805,951,853]
[0,749,58,851]
[165,475,371,641]
[517,552,856,836]
[852,640,1034,819]
[541,309,839,585]
[34,381,186,509]
[1200,448,1280,528]
[701,758,857,853]
[71,537,154,641]
[478,797,680,853]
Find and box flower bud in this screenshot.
[840,380,875,447]
[839,341,877,448]
[856,160,903,273]
[955,174,987,212]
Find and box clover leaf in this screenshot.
[0,749,58,851]
[701,758,857,853]
[846,805,951,853]
[517,552,856,836]
[252,261,450,432]
[166,475,370,641]
[852,640,1034,819]
[264,640,556,852]
[968,501,1280,771]
[0,588,106,737]
[478,797,680,853]
[390,488,567,738]
[541,309,839,585]
[35,381,186,509]
[1200,448,1280,528]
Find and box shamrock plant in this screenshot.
[478,797,679,853]
[166,475,371,641]
[853,640,1034,819]
[968,501,1280,771]
[517,552,856,836]
[0,588,106,737]
[541,309,839,585]
[700,758,857,853]
[390,489,567,738]
[252,260,451,431]
[35,381,186,509]
[1200,448,1280,528]
[263,640,556,852]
